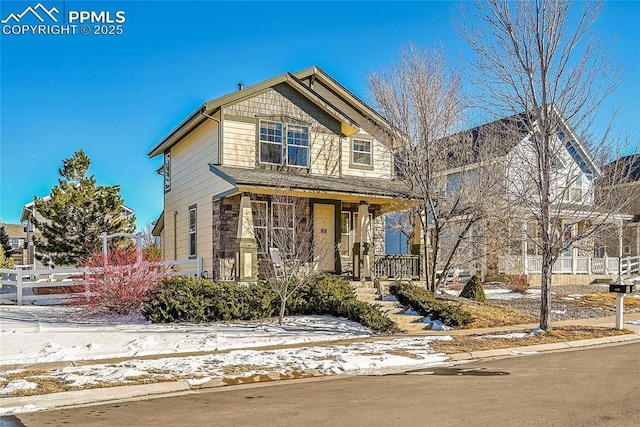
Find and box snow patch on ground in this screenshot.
[0,306,370,365]
[0,379,38,395]
[480,332,528,339]
[422,317,451,331]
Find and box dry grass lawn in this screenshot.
[460,302,538,329]
[430,326,632,354]
[566,292,640,312]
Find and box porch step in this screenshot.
[387,313,429,333]
[350,281,377,289]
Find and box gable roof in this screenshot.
[440,108,600,176]
[0,223,26,239]
[600,153,640,187]
[147,66,393,158]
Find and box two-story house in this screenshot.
[0,223,27,266]
[397,109,633,283]
[148,66,408,282]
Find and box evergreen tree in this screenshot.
[32,150,136,266]
[0,246,15,269]
[0,225,12,257]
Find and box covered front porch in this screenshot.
[208,165,410,282]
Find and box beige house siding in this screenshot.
[222,120,256,167]
[341,134,393,179]
[163,119,223,274]
[222,84,343,173]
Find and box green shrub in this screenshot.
[143,274,398,333]
[390,282,473,327]
[142,276,278,323]
[288,275,398,334]
[459,275,486,302]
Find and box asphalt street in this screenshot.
[6,341,640,427]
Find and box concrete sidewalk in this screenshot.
[2,313,640,415]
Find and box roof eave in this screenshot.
[147,105,207,158]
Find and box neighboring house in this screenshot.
[595,153,640,258]
[0,222,27,266]
[148,66,409,282]
[20,197,135,269]
[399,110,633,281]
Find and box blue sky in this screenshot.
[1,0,638,229]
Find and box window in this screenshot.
[188,205,197,258]
[286,124,309,167]
[340,212,352,258]
[251,201,268,255]
[271,202,295,255]
[164,152,171,192]
[259,120,283,165]
[11,238,19,249]
[352,139,372,166]
[259,120,310,167]
[251,201,295,255]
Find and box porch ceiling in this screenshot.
[210,165,412,209]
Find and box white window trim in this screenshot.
[340,211,352,258]
[352,138,372,166]
[188,205,197,259]
[259,120,284,166]
[259,120,311,168]
[252,200,269,255]
[285,123,310,168]
[164,151,171,192]
[271,201,296,255]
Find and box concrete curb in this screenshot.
[0,381,193,415]
[2,332,640,415]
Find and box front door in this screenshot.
[313,204,335,271]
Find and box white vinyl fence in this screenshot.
[0,258,202,306]
[498,254,639,276]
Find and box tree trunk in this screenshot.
[278,294,287,325]
[540,253,553,331]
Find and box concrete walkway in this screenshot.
[2,313,640,415]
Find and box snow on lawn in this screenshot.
[444,288,540,300]
[0,306,372,365]
[0,336,451,400]
[0,306,455,409]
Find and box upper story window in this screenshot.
[286,124,309,167]
[164,151,171,192]
[259,120,283,165]
[11,238,20,249]
[352,139,372,166]
[259,120,309,168]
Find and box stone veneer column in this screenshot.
[235,194,257,282]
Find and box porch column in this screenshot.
[235,194,257,282]
[353,201,371,281]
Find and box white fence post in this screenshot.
[16,268,23,306]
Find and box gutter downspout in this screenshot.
[201,110,222,165]
[173,210,178,261]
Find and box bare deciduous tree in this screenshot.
[460,0,638,330]
[370,44,503,292]
[251,189,322,325]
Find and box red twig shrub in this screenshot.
[73,247,169,321]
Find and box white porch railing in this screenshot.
[0,258,202,306]
[497,254,634,275]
